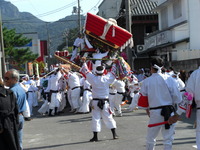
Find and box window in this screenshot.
[173,0,182,19]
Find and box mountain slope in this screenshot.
[0,0,85,53]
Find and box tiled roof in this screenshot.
[121,0,158,15]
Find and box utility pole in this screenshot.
[125,0,133,68]
[78,0,81,33]
[45,22,51,72]
[0,10,6,78]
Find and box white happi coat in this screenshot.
[140,72,182,150]
[172,76,185,91]
[80,62,117,132]
[186,66,200,149]
[65,72,81,110]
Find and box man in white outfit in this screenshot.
[111,79,126,117]
[27,82,38,116]
[128,76,140,111]
[70,33,84,62]
[38,75,51,115]
[58,76,67,112]
[80,57,118,142]
[78,78,92,113]
[169,66,200,150]
[47,69,62,116]
[62,66,81,113]
[139,57,182,150]
[109,83,117,116]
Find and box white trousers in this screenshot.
[113,93,124,114]
[27,92,36,115]
[59,91,66,112]
[78,90,92,113]
[68,88,81,109]
[49,93,61,109]
[23,100,31,117]
[91,100,116,132]
[38,100,49,114]
[146,109,175,150]
[129,93,140,111]
[32,92,38,107]
[109,93,116,114]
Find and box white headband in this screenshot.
[153,64,163,73]
[95,66,105,74]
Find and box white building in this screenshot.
[98,0,122,19]
[143,0,200,71]
[22,32,41,56]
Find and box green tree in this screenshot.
[57,27,79,53]
[3,27,38,70]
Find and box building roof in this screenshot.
[120,0,158,16]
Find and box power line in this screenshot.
[2,18,86,24]
[83,0,102,15]
[3,0,102,23]
[3,0,83,22]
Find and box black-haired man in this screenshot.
[138,57,182,150]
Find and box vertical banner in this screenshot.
[28,62,33,76]
[34,63,39,76]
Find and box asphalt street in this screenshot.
[23,102,197,150]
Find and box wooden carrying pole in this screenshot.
[54,54,81,71]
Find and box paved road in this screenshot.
[23,103,197,150]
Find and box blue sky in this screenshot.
[7,0,103,22]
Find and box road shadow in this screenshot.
[24,139,117,150]
[24,140,94,150]
[58,116,92,124]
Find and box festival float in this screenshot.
[54,12,134,79]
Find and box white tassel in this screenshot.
[112,26,115,37]
[84,35,93,48]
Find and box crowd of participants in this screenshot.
[0,62,199,149]
[16,65,195,119]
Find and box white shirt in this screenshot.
[112,79,126,93]
[83,79,91,90]
[66,72,80,89]
[109,85,117,94]
[73,37,84,48]
[48,71,62,91]
[140,73,182,108]
[172,77,185,91]
[86,73,115,99]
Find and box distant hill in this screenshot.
[0,0,85,53]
